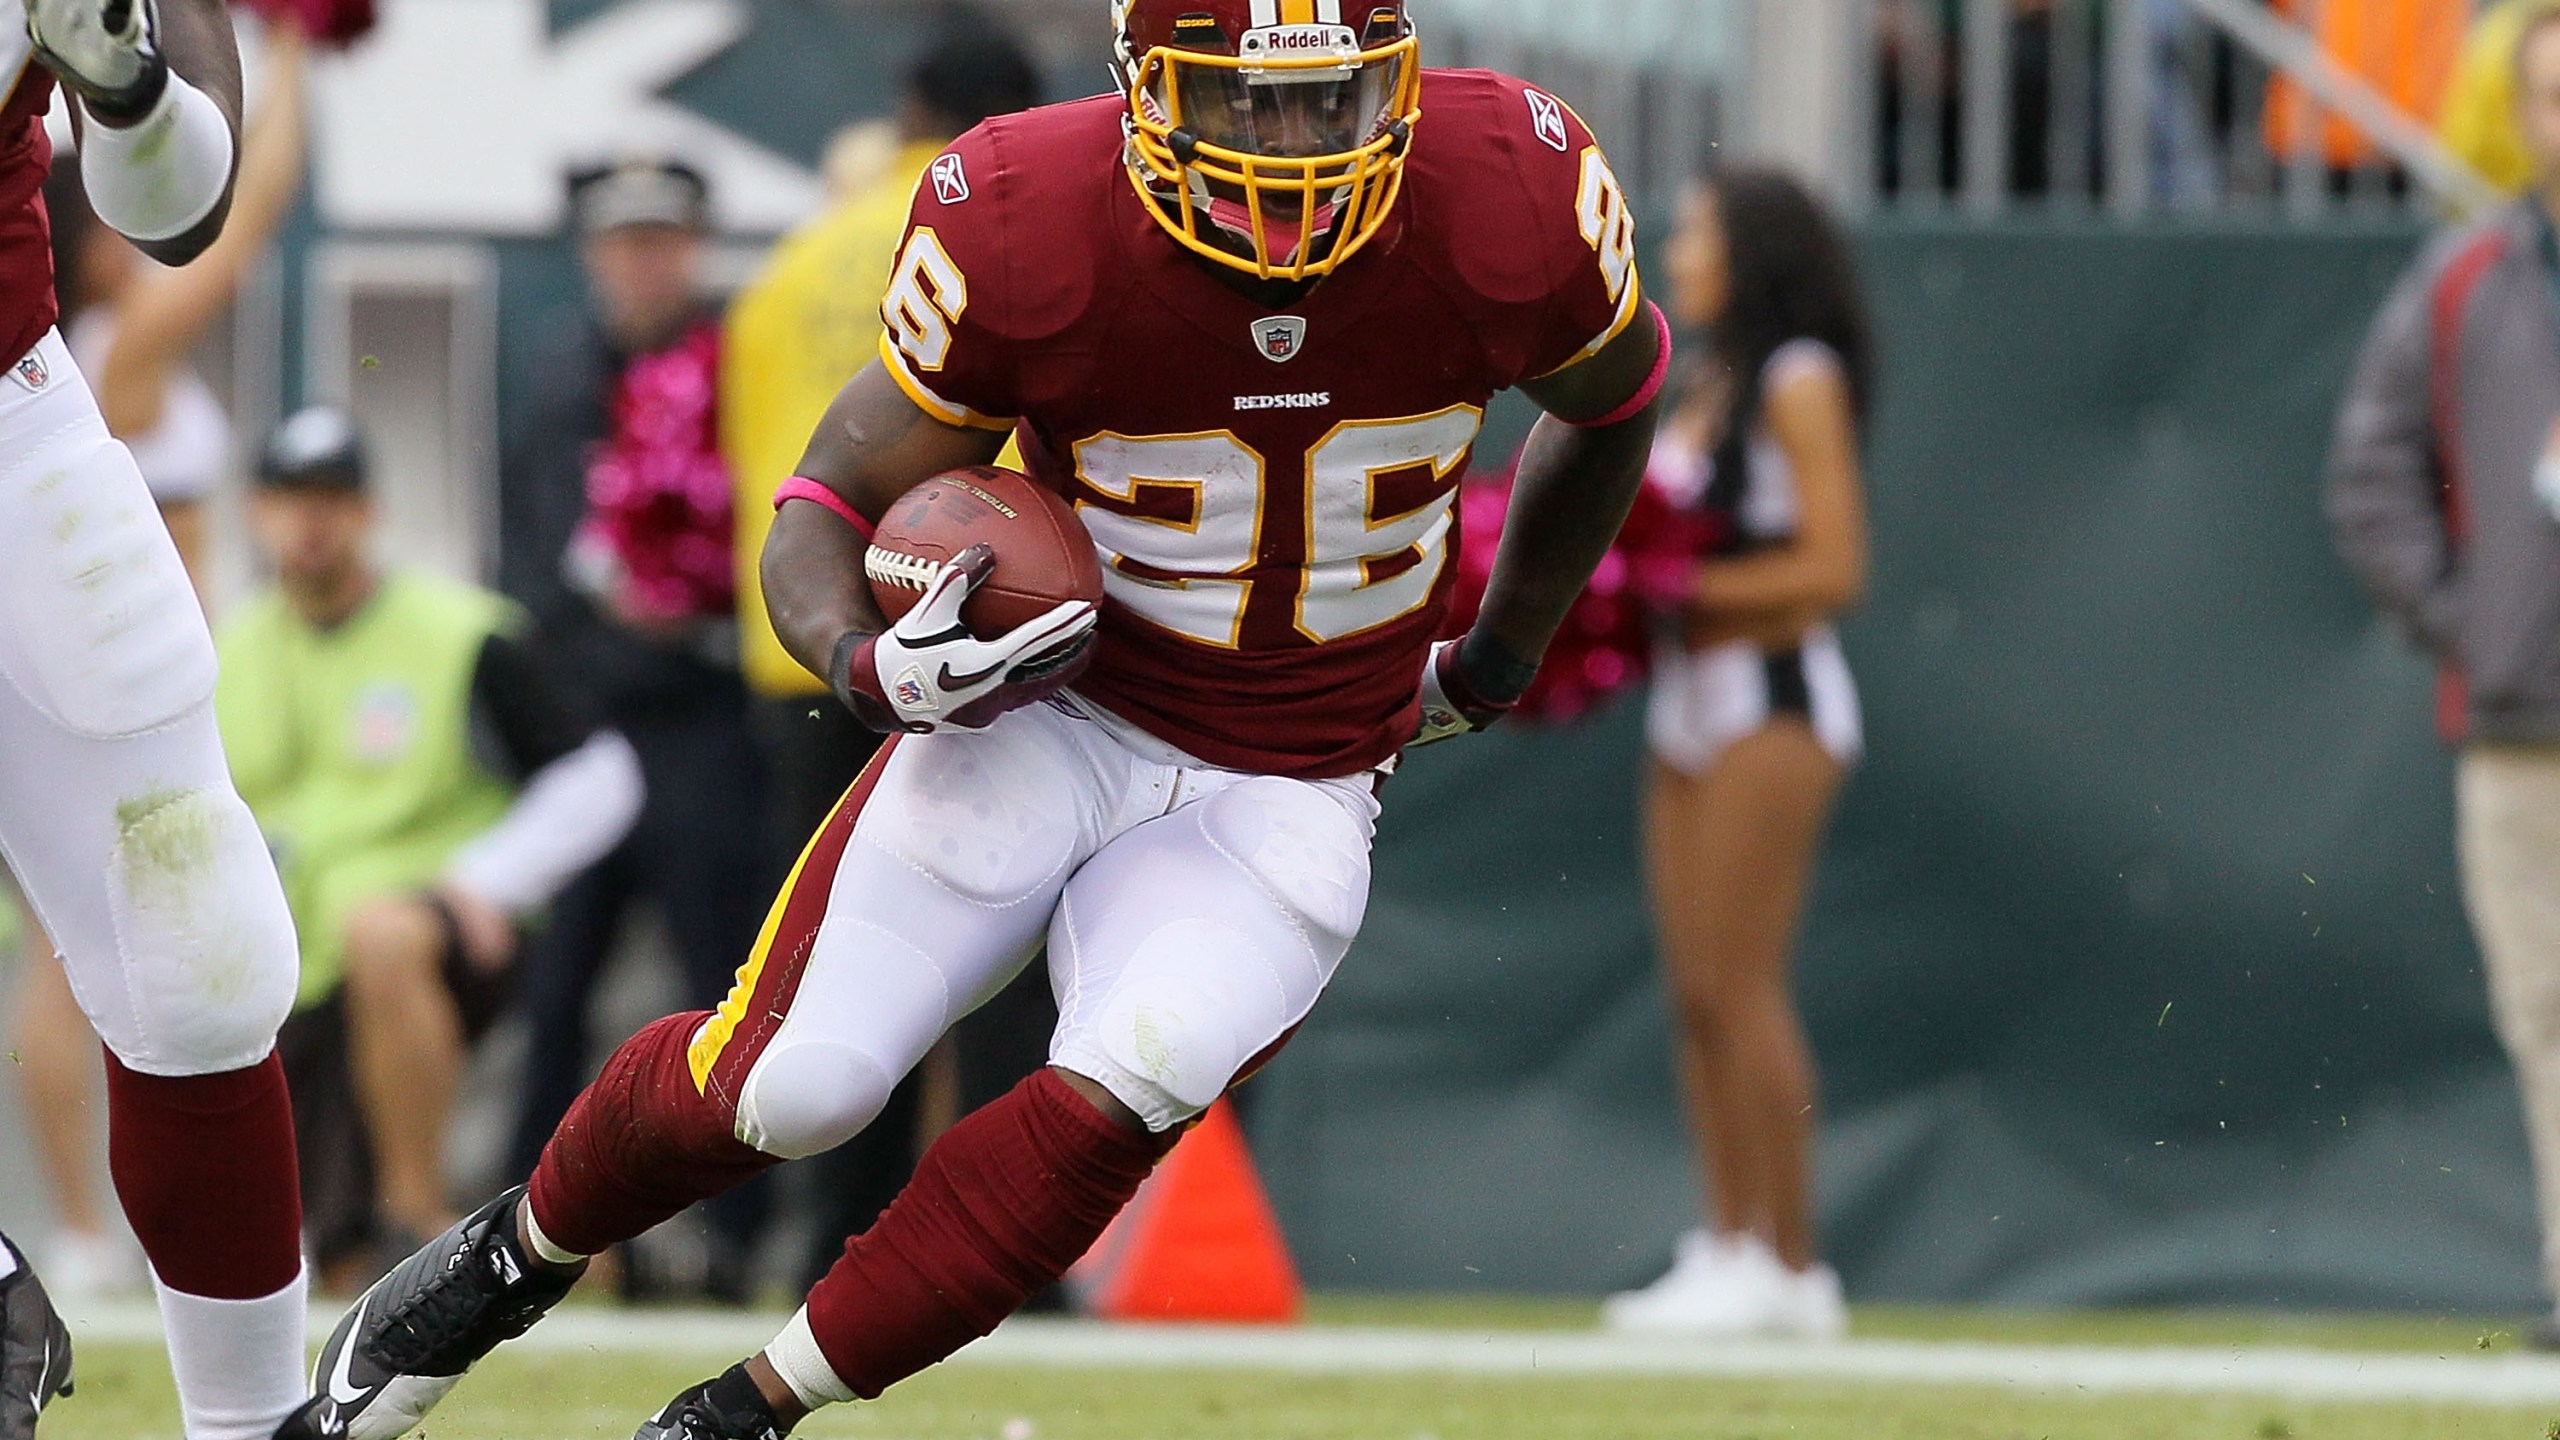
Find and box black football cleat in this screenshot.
[631,1366,790,1440]
[275,1186,583,1440]
[0,1233,73,1440]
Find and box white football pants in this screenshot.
[696,697,1380,1152]
[0,330,298,1077]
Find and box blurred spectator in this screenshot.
[2440,0,2547,195]
[2147,0,2224,208]
[8,22,310,1302]
[1604,167,1870,1341]
[720,11,1060,1294]
[2325,2,2560,1350]
[2265,0,2468,184]
[495,154,771,1298]
[224,409,642,1283]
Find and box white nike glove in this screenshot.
[29,0,168,121]
[831,544,1100,735]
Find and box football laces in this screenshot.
[863,547,940,595]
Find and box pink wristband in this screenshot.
[774,477,876,541]
[1570,303,1673,429]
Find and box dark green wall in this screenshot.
[1254,219,2540,1312]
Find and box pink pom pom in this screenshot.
[234,0,377,48]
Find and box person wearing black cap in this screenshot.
[495,154,776,1296]
[220,407,644,1284]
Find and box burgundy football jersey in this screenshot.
[879,69,1644,779]
[0,31,56,370]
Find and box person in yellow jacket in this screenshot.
[2440,0,2559,194]
[725,23,1042,791]
[720,14,1049,1293]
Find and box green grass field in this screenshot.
[45,1300,2560,1440]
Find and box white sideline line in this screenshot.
[60,1304,2560,1406]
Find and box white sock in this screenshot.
[520,1202,587,1267]
[764,1307,854,1409]
[153,1269,309,1440]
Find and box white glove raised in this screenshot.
[29,0,168,120]
[832,544,1099,735]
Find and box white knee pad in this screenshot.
[0,425,217,739]
[103,785,299,1075]
[735,1040,901,1160]
[1062,918,1276,1134]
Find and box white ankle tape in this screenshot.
[80,72,234,243]
[519,1204,587,1267]
[765,1308,856,1409]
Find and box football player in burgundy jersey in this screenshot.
[0,4,315,1440]
[297,3,1667,1437]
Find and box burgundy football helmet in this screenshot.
[1111,0,1422,281]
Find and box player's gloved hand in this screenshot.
[1411,634,1536,747]
[831,544,1099,735]
[29,0,169,123]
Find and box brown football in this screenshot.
[867,466,1107,637]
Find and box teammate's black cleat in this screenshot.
[632,1366,791,1440]
[275,1186,583,1440]
[0,1233,74,1440]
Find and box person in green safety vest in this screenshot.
[220,407,645,1286]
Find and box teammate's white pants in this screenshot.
[0,331,298,1076]
[708,697,1379,1152]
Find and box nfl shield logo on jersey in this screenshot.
[1251,316,1309,364]
[10,350,48,393]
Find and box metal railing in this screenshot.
[969,0,2499,222]
[1418,0,1741,209]
[1868,0,2500,219]
[1407,0,2502,221]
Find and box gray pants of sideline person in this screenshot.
[2464,743,2560,1300]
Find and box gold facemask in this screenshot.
[1123,33,1422,282]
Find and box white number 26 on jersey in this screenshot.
[1070,407,1486,649]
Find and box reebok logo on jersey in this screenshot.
[1235,392,1332,411]
[1526,89,1571,153]
[931,154,971,205]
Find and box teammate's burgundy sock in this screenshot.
[790,1069,1177,1402]
[527,1012,780,1257]
[104,1051,301,1298]
[109,1051,311,1440]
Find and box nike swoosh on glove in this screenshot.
[833,543,1100,735]
[1410,637,1525,747]
[29,0,168,121]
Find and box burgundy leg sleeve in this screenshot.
[105,1052,303,1299]
[805,1068,1177,1400]
[526,1012,779,1257]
